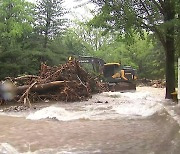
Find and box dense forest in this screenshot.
[0,0,179,98]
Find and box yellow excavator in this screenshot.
[77,56,137,91]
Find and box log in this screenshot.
[17,81,68,94]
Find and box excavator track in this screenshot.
[108,81,136,92]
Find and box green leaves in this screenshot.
[35,0,67,48]
[0,0,34,50]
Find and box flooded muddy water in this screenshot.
[0,87,180,154]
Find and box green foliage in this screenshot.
[70,20,165,79]
[48,29,94,63]
[0,0,34,50]
[0,0,70,79]
[90,0,180,98]
[0,0,35,79]
[91,32,165,79]
[35,0,67,48]
[0,0,177,86]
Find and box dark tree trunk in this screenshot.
[44,31,48,49]
[164,0,175,99]
[165,35,175,99]
[43,4,51,49]
[42,8,51,62]
[43,20,50,49]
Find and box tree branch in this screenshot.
[151,0,164,15]
[139,0,151,16]
[139,0,156,25]
[153,26,166,49]
[140,21,166,48]
[158,0,164,9]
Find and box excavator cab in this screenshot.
[103,63,120,78]
[103,63,122,82]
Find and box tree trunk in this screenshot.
[42,9,51,62]
[17,81,67,94]
[165,37,175,99]
[43,6,51,49]
[164,0,175,99]
[43,21,49,49]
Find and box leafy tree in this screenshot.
[35,0,67,49]
[67,21,165,79]
[0,0,34,51]
[0,0,35,79]
[123,34,165,79]
[91,32,165,79]
[48,29,94,62]
[90,0,179,98]
[74,21,114,52]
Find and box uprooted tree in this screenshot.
[90,0,179,99]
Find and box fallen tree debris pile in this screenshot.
[137,79,165,88]
[0,60,108,106]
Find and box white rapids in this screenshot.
[0,143,19,154]
[27,87,165,121]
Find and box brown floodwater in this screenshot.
[0,87,180,154]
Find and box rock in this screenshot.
[95,101,103,103]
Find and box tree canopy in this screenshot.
[0,0,34,51]
[89,0,180,98]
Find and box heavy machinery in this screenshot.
[77,56,137,91]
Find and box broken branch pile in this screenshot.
[1,60,108,105]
